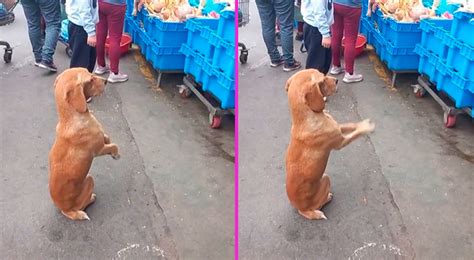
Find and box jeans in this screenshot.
[96,1,126,74]
[21,0,61,63]
[255,0,295,64]
[68,22,96,73]
[303,23,332,74]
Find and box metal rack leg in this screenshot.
[156,71,163,87]
[391,72,397,88]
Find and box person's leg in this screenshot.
[95,1,109,70]
[107,4,126,74]
[304,23,326,72]
[20,0,42,64]
[342,6,363,82]
[37,0,60,68]
[88,45,97,73]
[323,46,332,75]
[330,3,344,73]
[69,22,92,69]
[274,0,295,64]
[255,0,282,64]
[343,6,362,75]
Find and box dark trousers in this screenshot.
[68,22,96,73]
[303,22,332,74]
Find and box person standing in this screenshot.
[301,0,334,74]
[21,0,61,72]
[256,0,301,72]
[65,0,99,73]
[94,0,128,83]
[329,0,363,83]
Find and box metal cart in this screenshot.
[179,75,234,129]
[413,75,473,128]
[238,0,249,64]
[0,0,19,63]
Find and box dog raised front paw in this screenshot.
[358,119,375,134]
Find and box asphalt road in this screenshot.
[0,6,234,259]
[238,2,473,259]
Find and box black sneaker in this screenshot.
[270,59,285,67]
[283,60,302,72]
[38,61,58,72]
[275,32,281,46]
[295,32,303,41]
[34,60,41,67]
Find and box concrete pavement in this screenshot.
[239,2,473,259]
[0,6,234,259]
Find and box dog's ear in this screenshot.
[304,73,325,112]
[65,73,91,113]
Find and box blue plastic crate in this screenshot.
[147,42,185,71]
[419,18,452,59]
[444,34,474,80]
[126,0,133,15]
[60,19,69,42]
[435,62,474,108]
[142,10,188,47]
[185,18,219,59]
[379,11,422,48]
[381,39,419,71]
[201,61,235,109]
[415,45,439,83]
[451,11,474,47]
[360,17,372,44]
[181,44,208,84]
[217,10,235,43]
[124,15,133,34]
[372,29,385,56]
[209,32,235,79]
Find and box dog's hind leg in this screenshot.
[61,210,90,221]
[298,209,327,220]
[76,175,96,211]
[298,174,332,220]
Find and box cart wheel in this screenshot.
[443,111,456,128]
[65,46,73,57]
[239,51,248,64]
[179,86,192,98]
[414,86,426,98]
[209,114,222,129]
[3,49,12,63]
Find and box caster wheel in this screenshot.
[239,51,248,64]
[65,46,73,57]
[3,49,12,63]
[179,87,191,98]
[443,111,456,128]
[209,114,221,129]
[414,86,426,98]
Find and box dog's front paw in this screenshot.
[112,153,121,160]
[358,119,375,134]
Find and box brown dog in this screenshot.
[49,68,120,221]
[285,69,375,220]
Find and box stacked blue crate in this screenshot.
[416,14,474,109]
[181,9,235,109]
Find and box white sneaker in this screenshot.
[329,66,344,75]
[343,72,363,83]
[108,72,128,83]
[94,65,109,75]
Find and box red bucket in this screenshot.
[105,33,132,56]
[342,34,367,57]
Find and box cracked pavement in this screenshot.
[239,2,473,259]
[1,6,234,259]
